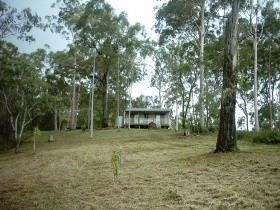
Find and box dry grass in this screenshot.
[0,129,279,209]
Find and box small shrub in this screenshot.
[81,125,87,132]
[189,123,202,134]
[236,131,252,141]
[21,131,33,143]
[208,124,215,133]
[252,130,280,144]
[111,150,121,181]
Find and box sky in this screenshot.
[4,0,162,98]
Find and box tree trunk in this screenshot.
[13,114,25,154]
[199,0,205,128]
[54,107,58,131]
[102,72,109,128]
[116,57,120,129]
[185,81,195,129]
[268,45,273,130]
[70,71,76,130]
[253,38,259,131]
[15,138,20,153]
[245,107,249,132]
[58,110,61,130]
[182,93,186,129]
[240,95,249,132]
[215,0,239,153]
[179,73,186,129]
[14,117,20,153]
[176,95,179,131]
[75,73,81,129]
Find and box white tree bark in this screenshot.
[250,0,269,131]
[253,30,260,131]
[199,0,205,128]
[3,91,37,153]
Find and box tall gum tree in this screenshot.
[253,2,280,129]
[215,0,239,153]
[75,0,148,128]
[47,0,83,129]
[249,0,270,131]
[155,0,210,128]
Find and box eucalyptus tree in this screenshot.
[131,95,156,108]
[155,0,214,128]
[0,2,42,150]
[165,41,198,129]
[215,0,239,153]
[47,0,84,129]
[236,17,255,131]
[74,0,149,128]
[203,34,224,129]
[0,40,19,149]
[150,47,170,108]
[0,41,46,153]
[257,4,280,129]
[249,0,272,131]
[44,50,71,130]
[46,44,90,130]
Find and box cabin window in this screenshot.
[144,114,149,119]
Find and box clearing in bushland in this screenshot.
[0,129,279,209]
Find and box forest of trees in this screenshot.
[0,0,279,152]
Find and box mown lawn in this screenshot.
[0,129,279,209]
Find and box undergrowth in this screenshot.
[237,130,280,144]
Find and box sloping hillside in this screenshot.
[0,129,279,209]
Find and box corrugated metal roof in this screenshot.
[124,108,171,113]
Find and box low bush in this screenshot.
[111,149,121,181]
[237,130,280,144]
[208,124,215,133]
[189,123,202,134]
[236,131,252,141]
[0,136,15,151]
[81,125,87,132]
[252,130,280,144]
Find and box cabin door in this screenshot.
[134,115,139,124]
[156,115,161,127]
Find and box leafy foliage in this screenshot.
[237,130,280,144]
[252,130,280,144]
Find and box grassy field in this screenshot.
[0,129,279,209]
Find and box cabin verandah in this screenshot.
[124,108,171,129]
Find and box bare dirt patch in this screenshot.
[0,129,279,209]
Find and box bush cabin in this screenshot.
[124,108,171,129]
